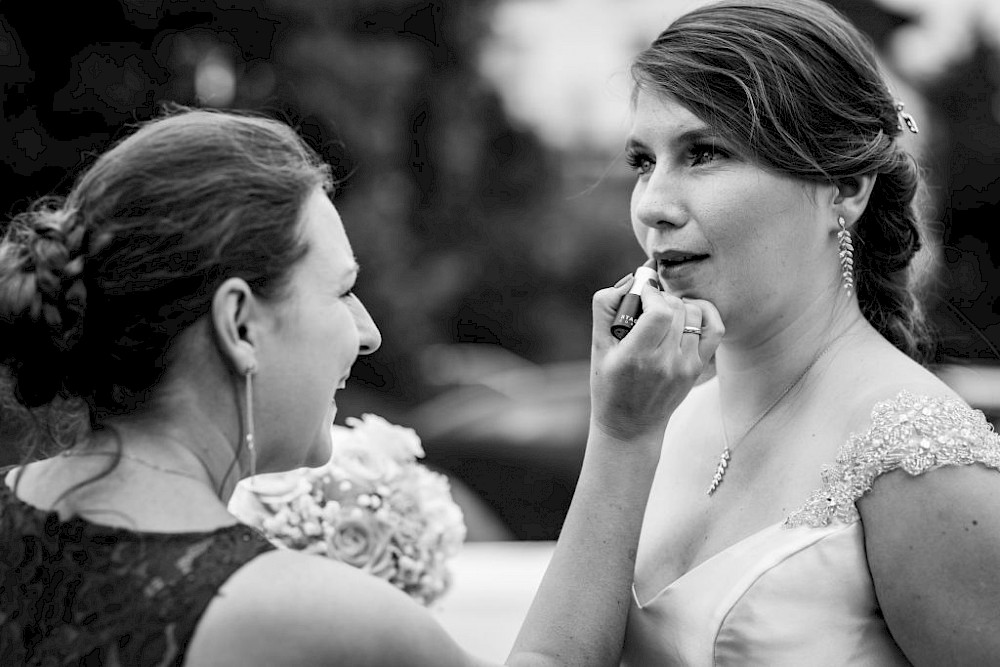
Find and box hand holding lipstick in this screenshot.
[589,262,724,442]
[611,259,661,339]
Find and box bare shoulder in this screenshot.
[854,381,1000,664]
[185,549,491,667]
[835,336,960,428]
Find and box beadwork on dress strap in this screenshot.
[784,392,1000,529]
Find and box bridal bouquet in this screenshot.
[228,414,466,605]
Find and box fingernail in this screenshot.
[614,274,633,288]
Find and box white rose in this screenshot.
[338,414,425,463]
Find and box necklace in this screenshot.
[706,337,842,496]
[60,450,210,486]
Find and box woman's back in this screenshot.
[0,465,276,666]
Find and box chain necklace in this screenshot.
[60,449,212,487]
[706,337,843,496]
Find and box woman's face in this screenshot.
[257,187,381,470]
[627,91,835,340]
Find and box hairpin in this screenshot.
[895,102,919,134]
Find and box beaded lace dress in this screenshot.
[0,466,276,666]
[622,391,1000,666]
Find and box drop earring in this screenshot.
[243,366,257,479]
[837,216,855,294]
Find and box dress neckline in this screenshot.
[632,390,988,609]
[631,519,788,609]
[0,464,244,539]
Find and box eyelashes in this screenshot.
[625,150,653,175]
[624,142,730,175]
[689,142,728,164]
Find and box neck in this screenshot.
[714,296,870,425]
[84,410,244,502]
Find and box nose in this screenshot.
[632,168,687,230]
[349,296,382,355]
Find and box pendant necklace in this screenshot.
[707,337,842,496]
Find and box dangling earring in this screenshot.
[243,366,257,479]
[837,216,855,294]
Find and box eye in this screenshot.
[625,149,654,176]
[688,142,727,166]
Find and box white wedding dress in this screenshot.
[622,391,1000,666]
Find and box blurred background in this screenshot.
[2,0,998,541]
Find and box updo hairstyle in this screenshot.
[0,107,333,426]
[631,0,934,362]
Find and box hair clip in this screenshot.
[895,102,919,134]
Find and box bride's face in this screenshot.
[626,90,835,338]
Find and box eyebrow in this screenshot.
[626,126,723,152]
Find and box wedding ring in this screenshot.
[682,326,703,336]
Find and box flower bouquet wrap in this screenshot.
[229,414,466,605]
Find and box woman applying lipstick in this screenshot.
[0,107,722,666]
[618,0,1000,664]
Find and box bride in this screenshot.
[620,0,1000,664]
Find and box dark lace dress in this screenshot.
[0,466,277,666]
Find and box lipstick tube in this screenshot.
[611,260,659,340]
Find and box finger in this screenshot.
[593,274,634,320]
[683,298,725,361]
[679,299,704,354]
[626,283,683,349]
[592,274,636,345]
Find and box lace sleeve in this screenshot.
[785,391,1000,529]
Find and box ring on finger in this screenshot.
[682,325,703,336]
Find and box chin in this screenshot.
[303,426,333,468]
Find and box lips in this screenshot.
[652,250,709,287]
[654,250,710,266]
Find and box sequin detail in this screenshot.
[785,391,1000,528]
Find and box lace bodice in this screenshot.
[623,391,1000,666]
[0,467,277,666]
[786,390,1000,528]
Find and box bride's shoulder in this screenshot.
[843,380,1000,663]
[785,350,999,528]
[834,338,966,431]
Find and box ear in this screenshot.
[210,277,259,374]
[831,173,877,227]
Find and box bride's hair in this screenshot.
[0,107,333,427]
[630,0,935,363]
